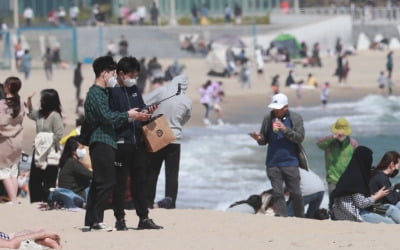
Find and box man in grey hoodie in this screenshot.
[144,75,192,208]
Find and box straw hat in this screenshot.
[330,117,352,136]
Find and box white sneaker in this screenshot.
[90,222,114,232]
[203,118,211,125]
[217,119,224,126]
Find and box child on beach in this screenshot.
[377,71,386,95]
[211,81,225,126]
[198,80,212,125]
[320,82,330,108]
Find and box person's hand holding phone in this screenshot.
[249,131,261,141]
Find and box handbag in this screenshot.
[34,132,61,169]
[371,203,388,215]
[141,114,176,152]
[47,147,61,166]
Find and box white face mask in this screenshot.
[107,75,118,88]
[76,148,87,159]
[337,135,347,142]
[123,78,137,87]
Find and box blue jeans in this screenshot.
[384,203,400,223]
[48,187,87,208]
[288,191,324,218]
[360,209,395,224]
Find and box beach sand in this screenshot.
[1,50,398,249]
[1,198,399,250]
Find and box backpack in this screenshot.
[78,119,98,146]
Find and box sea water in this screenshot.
[153,95,400,210]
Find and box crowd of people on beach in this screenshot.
[0,52,193,248]
[2,6,400,248]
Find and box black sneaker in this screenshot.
[90,222,113,232]
[115,219,128,231]
[137,218,163,230]
[156,197,173,209]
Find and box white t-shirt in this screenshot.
[299,168,325,196]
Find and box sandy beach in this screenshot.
[1,198,399,250]
[1,50,399,249]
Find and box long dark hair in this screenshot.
[59,136,79,169]
[38,89,62,118]
[376,151,400,170]
[4,76,22,118]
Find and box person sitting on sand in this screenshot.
[0,228,61,249]
[46,136,92,209]
[330,146,397,224]
[369,151,400,218]
[57,136,91,200]
[287,168,325,219]
[306,73,318,88]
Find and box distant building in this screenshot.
[4,0,274,22]
[6,0,382,24]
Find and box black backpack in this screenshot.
[78,119,98,146]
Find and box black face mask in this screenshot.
[391,169,399,178]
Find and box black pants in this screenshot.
[113,144,149,220]
[75,84,81,102]
[29,152,58,203]
[146,144,180,208]
[84,142,116,226]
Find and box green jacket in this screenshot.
[317,135,358,184]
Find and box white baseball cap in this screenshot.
[268,93,288,110]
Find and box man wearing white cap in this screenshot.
[250,93,307,218]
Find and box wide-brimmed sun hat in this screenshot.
[330,117,352,136]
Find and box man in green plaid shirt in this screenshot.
[83,56,151,231]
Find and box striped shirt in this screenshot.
[84,84,128,149]
[332,193,375,222]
